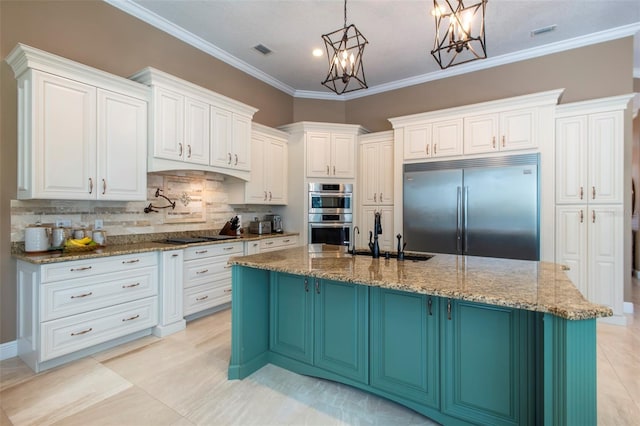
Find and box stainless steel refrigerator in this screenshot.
[403,154,539,260]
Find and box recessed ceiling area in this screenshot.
[107,0,640,99]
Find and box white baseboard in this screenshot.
[623,301,635,314]
[0,340,17,361]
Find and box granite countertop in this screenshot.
[229,245,613,321]
[12,232,299,265]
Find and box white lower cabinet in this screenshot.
[16,252,159,372]
[183,242,243,316]
[155,250,186,337]
[244,236,300,255]
[556,205,623,319]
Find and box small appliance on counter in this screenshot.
[265,214,283,233]
[24,223,52,252]
[249,217,272,235]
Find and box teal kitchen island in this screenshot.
[227,245,611,426]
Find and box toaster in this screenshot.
[249,220,272,235]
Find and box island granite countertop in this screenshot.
[229,244,612,320]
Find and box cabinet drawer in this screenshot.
[183,242,243,260]
[259,236,298,252]
[184,282,232,315]
[183,256,232,289]
[41,266,158,321]
[40,296,158,362]
[41,252,157,283]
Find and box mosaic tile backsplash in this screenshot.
[10,171,274,242]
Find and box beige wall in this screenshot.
[0,0,636,344]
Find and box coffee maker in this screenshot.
[265,214,283,233]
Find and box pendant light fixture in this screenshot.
[321,0,368,95]
[431,0,488,69]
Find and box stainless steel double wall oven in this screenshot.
[308,183,352,246]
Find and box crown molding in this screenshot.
[104,0,640,101]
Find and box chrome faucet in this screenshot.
[368,211,382,258]
[350,226,360,254]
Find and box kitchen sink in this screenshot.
[351,249,433,262]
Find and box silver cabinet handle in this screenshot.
[223,246,234,251]
[71,292,93,299]
[333,165,336,175]
[283,239,290,243]
[269,191,272,201]
[379,193,383,202]
[580,186,584,200]
[88,178,93,194]
[178,143,183,157]
[426,144,429,155]
[70,266,92,272]
[502,135,506,147]
[326,165,329,175]
[492,136,496,149]
[234,154,238,165]
[122,259,140,264]
[427,297,433,316]
[224,289,232,294]
[434,144,437,155]
[592,210,596,223]
[447,299,452,321]
[228,153,232,164]
[374,193,377,202]
[187,144,192,158]
[122,282,140,288]
[265,241,274,245]
[71,327,92,336]
[196,269,209,275]
[195,250,208,254]
[196,295,209,301]
[122,314,140,322]
[579,210,584,223]
[171,253,179,257]
[102,179,106,195]
[264,191,267,201]
[304,278,309,293]
[592,186,596,200]
[315,278,320,294]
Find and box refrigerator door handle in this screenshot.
[456,186,462,253]
[463,186,469,254]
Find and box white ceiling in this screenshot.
[106,0,640,100]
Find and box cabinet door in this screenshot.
[314,279,368,383]
[33,71,96,199]
[270,273,313,364]
[232,114,252,171]
[378,140,394,205]
[556,116,588,204]
[331,133,356,178]
[463,113,498,155]
[153,86,184,161]
[500,108,536,151]
[360,143,379,204]
[210,106,233,168]
[360,206,394,252]
[588,205,623,314]
[184,97,210,165]
[306,132,332,177]
[266,137,288,204]
[370,289,439,408]
[432,119,463,158]
[442,300,533,425]
[588,112,623,204]
[158,250,184,328]
[555,206,588,297]
[97,89,147,201]
[404,124,431,160]
[245,134,267,203]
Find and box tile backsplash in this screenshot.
[10,171,274,242]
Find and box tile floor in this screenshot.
[1,281,638,426]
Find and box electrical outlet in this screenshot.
[94,219,104,230]
[56,219,71,227]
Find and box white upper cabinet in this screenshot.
[556,107,625,205]
[239,124,288,205]
[403,119,462,160]
[130,67,257,181]
[6,44,148,200]
[306,131,356,178]
[463,108,537,155]
[390,89,563,162]
[360,132,394,206]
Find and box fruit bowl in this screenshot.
[63,237,101,252]
[63,244,100,253]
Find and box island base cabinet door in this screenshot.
[269,273,313,364]
[314,279,369,384]
[442,300,533,426]
[370,289,439,408]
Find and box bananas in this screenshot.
[65,237,97,247]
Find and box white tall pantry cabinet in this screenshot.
[555,95,634,324]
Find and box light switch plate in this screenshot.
[94,219,104,230]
